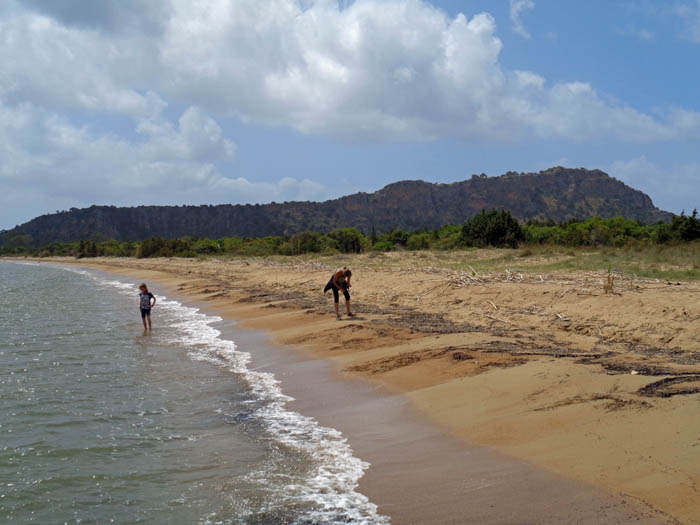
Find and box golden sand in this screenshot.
[19,254,700,523]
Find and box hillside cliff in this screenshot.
[1,168,672,246]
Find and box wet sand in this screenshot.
[230,324,666,524]
[19,256,688,523]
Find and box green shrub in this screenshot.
[407,233,431,250]
[372,241,395,252]
[460,210,524,248]
[238,236,284,256]
[137,237,166,258]
[5,209,699,259]
[329,228,366,253]
[432,225,461,250]
[524,216,659,247]
[220,236,243,253]
[192,238,222,254]
[388,229,410,246]
[76,240,98,258]
[671,210,700,241]
[281,231,323,255]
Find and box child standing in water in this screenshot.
[324,267,353,320]
[138,283,156,331]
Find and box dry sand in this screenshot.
[16,254,700,523]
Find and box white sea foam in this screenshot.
[61,266,389,524]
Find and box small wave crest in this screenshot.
[63,266,389,524]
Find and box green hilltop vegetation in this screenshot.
[2,210,699,260]
[0,168,674,247]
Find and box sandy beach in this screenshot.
[18,254,700,523]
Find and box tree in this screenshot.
[86,241,98,257]
[6,234,33,251]
[329,228,365,253]
[138,237,166,258]
[459,210,524,248]
[678,209,700,241]
[407,233,431,250]
[292,231,322,254]
[192,238,222,254]
[370,225,378,246]
[661,209,700,243]
[76,239,98,258]
[388,229,409,246]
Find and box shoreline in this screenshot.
[7,257,681,522]
[211,304,664,524]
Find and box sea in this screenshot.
[0,261,388,524]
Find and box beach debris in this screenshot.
[630,370,639,375]
[603,267,615,294]
[638,375,700,398]
[374,311,477,334]
[452,351,473,361]
[415,265,659,294]
[535,393,651,413]
[470,310,510,324]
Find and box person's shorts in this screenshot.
[324,278,350,303]
[141,308,151,318]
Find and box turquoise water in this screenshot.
[0,262,386,524]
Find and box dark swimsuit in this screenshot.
[324,272,350,303]
[140,292,154,318]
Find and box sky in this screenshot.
[1,0,699,230]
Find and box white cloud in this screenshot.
[637,28,656,40]
[616,24,655,41]
[509,0,535,39]
[609,156,700,214]
[2,0,698,144]
[2,0,700,228]
[0,7,165,118]
[155,0,700,142]
[20,0,170,34]
[676,0,700,43]
[0,101,328,227]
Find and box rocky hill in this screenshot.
[1,168,672,246]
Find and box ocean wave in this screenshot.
[61,266,389,524]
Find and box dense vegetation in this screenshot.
[0,168,672,247]
[1,210,699,259]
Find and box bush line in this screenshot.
[2,209,699,258]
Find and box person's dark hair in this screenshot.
[139,283,148,291]
[343,268,352,278]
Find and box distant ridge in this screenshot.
[1,167,672,246]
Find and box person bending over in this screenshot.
[324,267,353,320]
